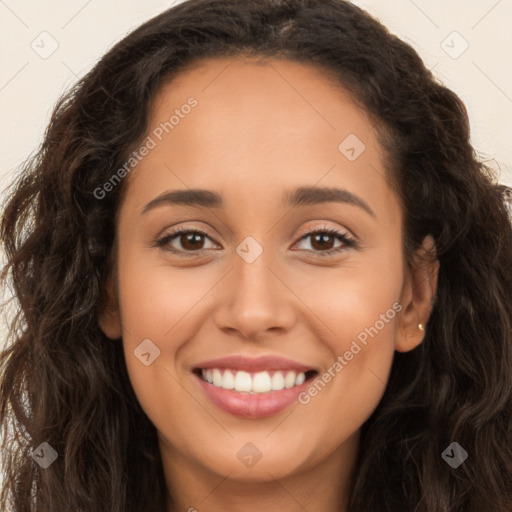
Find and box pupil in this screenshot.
[183,233,203,250]
[313,234,333,250]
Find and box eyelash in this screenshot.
[154,225,357,258]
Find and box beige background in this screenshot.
[1,0,511,361]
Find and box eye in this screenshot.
[154,225,356,257]
[155,228,218,256]
[293,226,356,255]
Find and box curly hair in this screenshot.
[1,0,511,510]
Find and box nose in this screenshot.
[212,251,297,341]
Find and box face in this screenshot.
[99,56,437,486]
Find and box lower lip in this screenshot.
[194,373,310,419]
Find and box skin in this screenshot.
[99,56,439,512]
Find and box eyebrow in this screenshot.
[284,186,375,217]
[141,186,375,217]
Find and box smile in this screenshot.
[199,368,317,394]
[192,355,319,418]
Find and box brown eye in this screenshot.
[155,229,218,255]
[309,232,337,251]
[179,232,206,250]
[294,228,356,255]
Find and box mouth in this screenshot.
[193,367,318,394]
[191,356,319,419]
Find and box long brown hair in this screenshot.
[2,1,512,510]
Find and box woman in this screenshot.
[1,1,511,510]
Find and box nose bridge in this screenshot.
[236,244,276,301]
[213,237,296,338]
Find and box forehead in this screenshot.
[148,56,377,155]
[120,56,399,226]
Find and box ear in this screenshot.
[395,235,439,353]
[97,272,123,340]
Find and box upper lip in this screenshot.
[194,355,318,374]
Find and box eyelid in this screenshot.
[295,222,355,242]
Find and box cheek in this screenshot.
[117,247,213,342]
[115,251,205,427]
[293,246,403,353]
[296,300,398,463]
[294,252,403,438]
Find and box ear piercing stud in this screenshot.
[418,323,424,331]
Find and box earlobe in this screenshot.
[97,273,123,340]
[395,235,439,353]
[395,321,427,353]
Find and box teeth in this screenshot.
[271,371,285,391]
[234,371,252,392]
[252,371,272,393]
[222,369,235,389]
[284,371,296,388]
[212,369,223,387]
[295,372,305,385]
[200,369,308,393]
